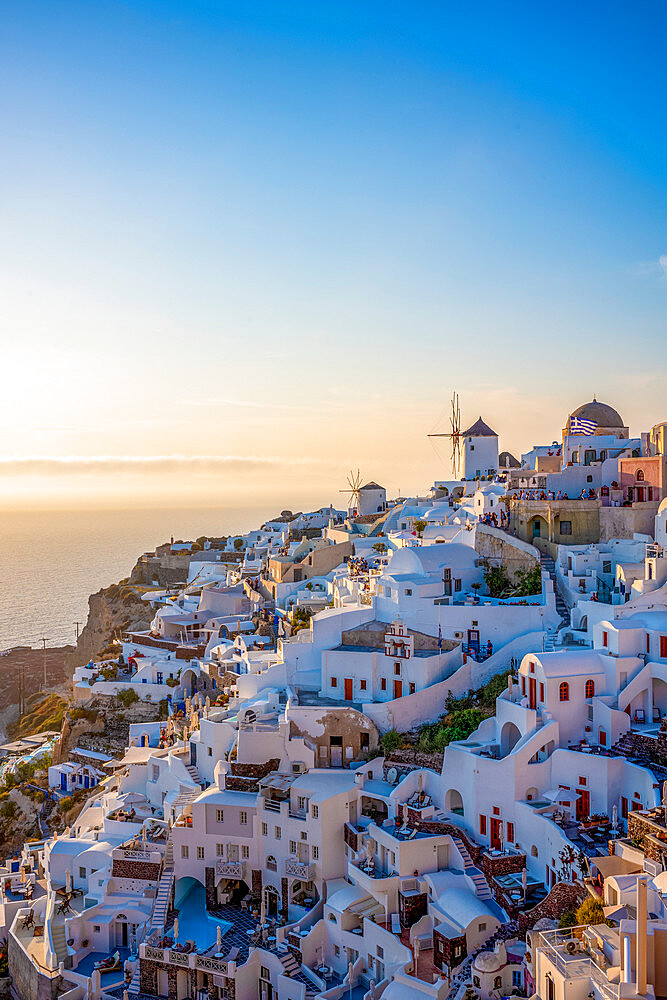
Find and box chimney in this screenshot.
[636,874,648,996]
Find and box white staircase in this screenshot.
[50,921,68,965]
[185,763,202,785]
[451,836,493,901]
[150,842,174,933]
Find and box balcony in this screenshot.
[215,858,246,879]
[285,857,316,880]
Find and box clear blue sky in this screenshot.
[1,1,665,508]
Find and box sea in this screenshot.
[0,505,278,650]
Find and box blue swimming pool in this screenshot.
[174,879,232,949]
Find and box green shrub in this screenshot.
[0,801,17,819]
[576,897,606,926]
[117,688,139,708]
[381,730,402,754]
[165,677,179,687]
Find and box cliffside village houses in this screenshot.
[6,400,667,1000]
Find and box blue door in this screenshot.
[60,772,67,791]
[84,775,89,789]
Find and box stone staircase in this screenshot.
[540,552,570,650]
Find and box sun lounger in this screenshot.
[391,913,401,934]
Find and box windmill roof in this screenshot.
[359,482,383,491]
[463,417,498,438]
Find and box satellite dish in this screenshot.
[386,767,398,785]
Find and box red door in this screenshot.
[576,789,590,821]
[528,677,537,711]
[393,679,403,699]
[344,678,353,701]
[490,818,502,850]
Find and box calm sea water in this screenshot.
[0,505,276,649]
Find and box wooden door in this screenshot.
[490,818,502,850]
[528,677,537,711]
[344,678,353,700]
[393,679,403,699]
[576,789,590,821]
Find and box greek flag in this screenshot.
[569,416,597,436]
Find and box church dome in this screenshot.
[570,399,623,428]
[474,950,503,973]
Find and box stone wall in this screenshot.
[433,928,467,972]
[518,881,586,934]
[399,889,428,928]
[600,502,660,542]
[111,859,161,880]
[627,812,667,864]
[226,758,280,792]
[474,525,540,584]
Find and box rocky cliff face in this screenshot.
[65,581,151,670]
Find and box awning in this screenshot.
[349,896,385,919]
[544,788,574,803]
[590,856,641,879]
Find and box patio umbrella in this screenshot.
[173,917,179,941]
[217,924,222,950]
[260,895,266,927]
[522,867,527,900]
[65,869,72,894]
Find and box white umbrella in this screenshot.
[260,895,266,927]
[173,917,179,941]
[217,924,222,950]
[65,869,72,894]
[522,867,528,900]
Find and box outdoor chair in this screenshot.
[20,909,34,929]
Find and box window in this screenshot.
[156,671,163,684]
[300,831,307,840]
[376,945,384,959]
[603,560,612,573]
[507,822,514,842]
[637,470,645,481]
[529,661,535,673]
[539,683,544,702]
[197,846,204,860]
[181,845,189,859]
[478,922,486,932]
[409,683,415,695]
[242,845,249,858]
[661,636,667,658]
[381,678,387,691]
[152,765,159,781]
[93,925,101,933]
[585,679,595,698]
[240,811,248,824]
[479,814,487,835]
[331,676,337,688]
[275,826,281,839]
[261,823,267,836]
[494,977,503,990]
[260,966,270,981]
[454,578,462,592]
[208,747,212,756]
[216,844,224,856]
[79,867,86,878]
[216,809,224,823]
[560,521,572,535]
[513,971,522,987]
[559,682,569,701]
[312,805,319,819]
[360,679,367,690]
[266,856,277,871]
[405,589,412,596]
[313,846,319,859]
[602,631,608,647]
[289,840,297,854]
[394,663,401,675]
[473,977,481,988]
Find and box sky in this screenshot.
[1,1,665,511]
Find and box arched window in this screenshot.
[585,679,595,698]
[530,845,539,857]
[636,470,645,481]
[494,977,503,990]
[559,682,569,702]
[266,855,277,872]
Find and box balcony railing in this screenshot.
[215,858,246,878]
[285,857,316,880]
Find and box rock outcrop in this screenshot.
[65,582,151,671]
